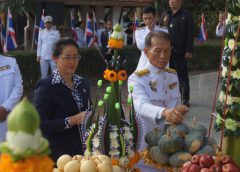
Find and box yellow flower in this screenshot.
[232,69,240,79]
[231,56,238,66]
[227,96,233,105]
[225,118,238,132]
[221,66,228,77]
[117,70,127,81]
[228,39,235,50]
[107,70,118,83]
[218,91,225,102]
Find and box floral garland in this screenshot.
[215,12,240,136]
[0,153,53,172]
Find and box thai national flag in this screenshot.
[198,13,207,43]
[39,9,45,30]
[70,9,78,42]
[33,17,39,45]
[85,13,94,48]
[92,12,98,46]
[133,12,139,44]
[3,8,17,52]
[0,12,6,48]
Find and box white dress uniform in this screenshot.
[0,55,23,141]
[135,25,166,70]
[128,61,181,172]
[37,28,60,79]
[76,27,85,48]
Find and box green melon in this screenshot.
[169,152,192,167]
[158,128,184,154]
[150,146,169,165]
[145,127,165,147]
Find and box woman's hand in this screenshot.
[69,111,86,126]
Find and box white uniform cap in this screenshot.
[43,16,53,23]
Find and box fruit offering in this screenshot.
[181,154,240,172]
[144,118,218,168]
[55,154,137,172]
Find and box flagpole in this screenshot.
[31,16,36,50]
[4,8,9,53]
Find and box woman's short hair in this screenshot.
[52,37,80,57]
[145,31,170,48]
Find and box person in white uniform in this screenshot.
[135,6,167,70]
[37,15,60,79]
[0,55,23,141]
[128,31,188,171]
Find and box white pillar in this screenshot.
[112,6,122,25]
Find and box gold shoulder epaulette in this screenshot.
[137,26,146,30]
[165,68,177,74]
[135,69,150,77]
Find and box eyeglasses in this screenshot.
[59,55,81,62]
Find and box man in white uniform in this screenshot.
[0,55,23,141]
[135,6,166,70]
[128,31,188,171]
[37,16,60,79]
[216,11,226,37]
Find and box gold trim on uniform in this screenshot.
[135,69,150,77]
[164,68,177,74]
[137,26,146,30]
[0,65,11,71]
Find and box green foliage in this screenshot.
[2,44,221,90]
[0,0,34,15]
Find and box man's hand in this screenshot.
[162,105,188,124]
[146,18,156,31]
[69,111,86,126]
[185,52,192,59]
[37,56,41,62]
[107,48,112,55]
[0,106,8,122]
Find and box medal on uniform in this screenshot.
[149,80,157,92]
[0,65,10,71]
[170,23,173,28]
[169,82,177,89]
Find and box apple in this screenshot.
[209,163,222,172]
[189,164,202,172]
[201,168,211,172]
[199,154,214,168]
[222,163,239,172]
[221,155,233,165]
[192,155,201,164]
[181,165,190,172]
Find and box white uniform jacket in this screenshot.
[0,55,23,140]
[37,28,60,60]
[128,61,181,148]
[135,25,162,69]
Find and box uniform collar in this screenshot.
[144,61,169,74]
[169,7,183,16]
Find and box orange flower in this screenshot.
[108,38,124,49]
[117,70,127,81]
[0,154,54,172]
[104,69,111,81]
[111,158,119,166]
[107,70,117,83]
